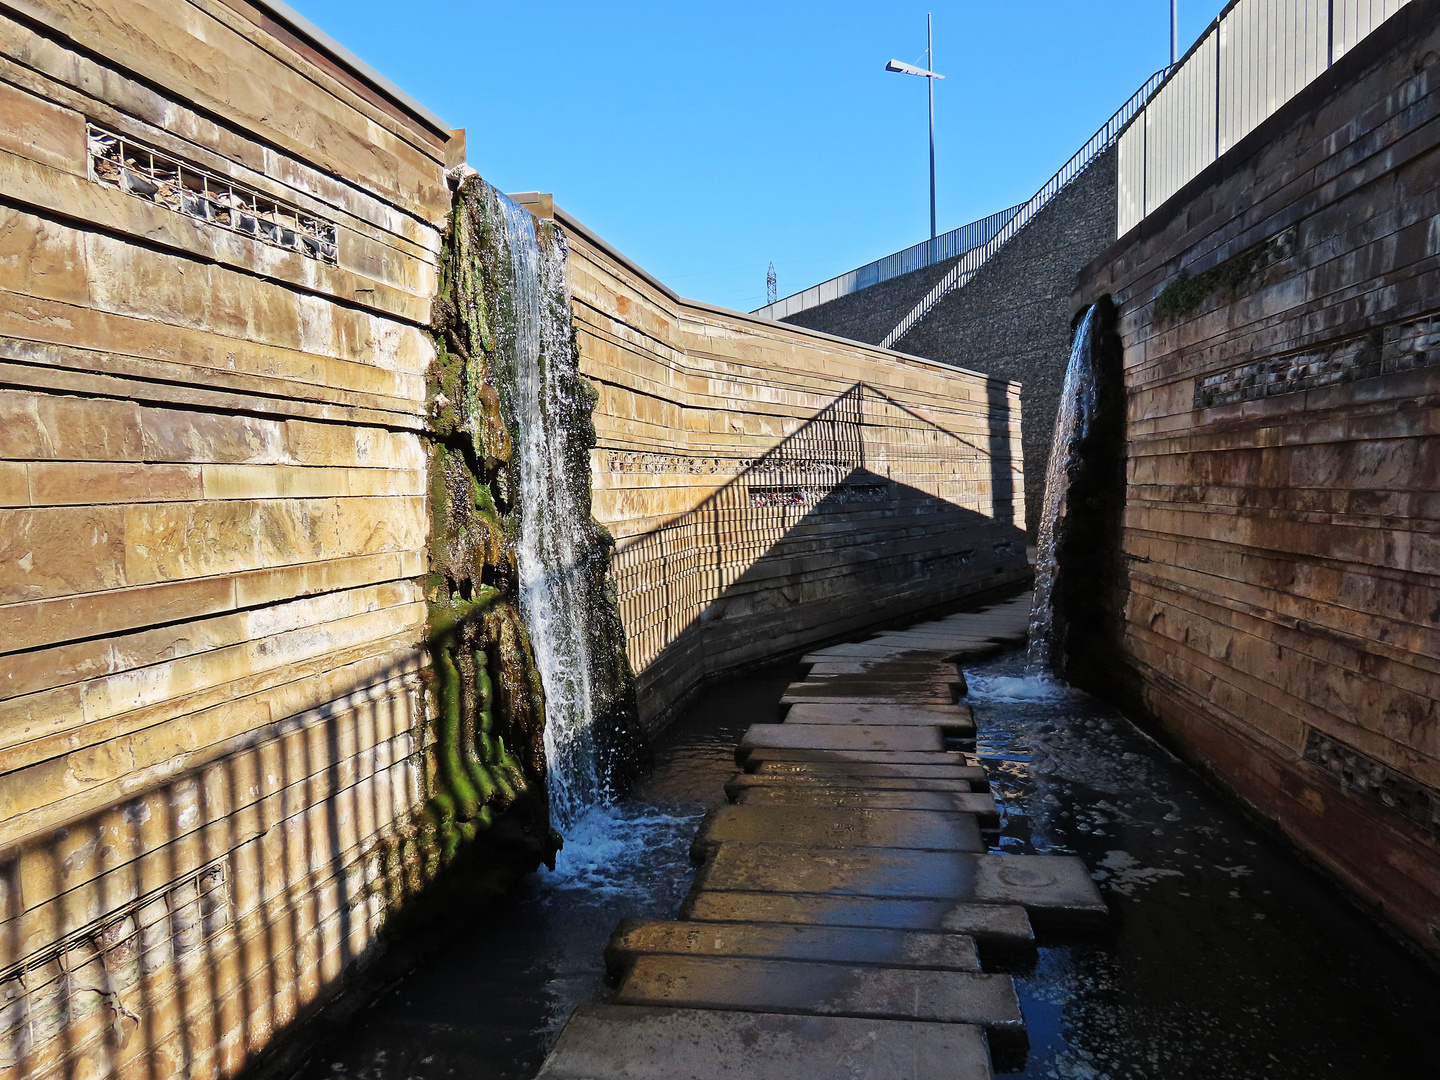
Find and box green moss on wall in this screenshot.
[1156,231,1292,320]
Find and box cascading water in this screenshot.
[493,194,603,828]
[1027,305,1097,669]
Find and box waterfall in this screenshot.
[1027,305,1097,669]
[494,194,603,828]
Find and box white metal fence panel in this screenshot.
[1145,29,1219,215]
[1118,122,1147,237]
[1334,0,1410,61]
[1219,0,1329,154]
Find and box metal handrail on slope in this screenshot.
[880,67,1170,350]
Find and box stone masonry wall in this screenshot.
[784,149,1120,540]
[0,3,452,1078]
[553,211,1032,727]
[1074,1,1440,958]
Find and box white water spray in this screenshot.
[1027,305,1097,669]
[494,194,603,828]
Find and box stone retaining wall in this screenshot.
[784,150,1120,539]
[556,214,1031,727]
[1073,1,1440,958]
[0,2,450,1077]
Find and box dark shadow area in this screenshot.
[1051,295,1131,695]
[610,382,1030,726]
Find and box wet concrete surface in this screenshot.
[298,649,1440,1080]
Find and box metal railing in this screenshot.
[879,67,1170,350]
[1117,0,1413,235]
[753,204,1022,321]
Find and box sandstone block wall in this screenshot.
[784,150,1120,540]
[553,211,1031,727]
[1075,1,1440,956]
[0,2,449,1077]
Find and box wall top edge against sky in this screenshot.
[288,0,1230,311]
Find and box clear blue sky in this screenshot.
[289,0,1227,312]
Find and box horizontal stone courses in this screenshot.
[0,579,420,704]
[9,2,449,220]
[0,141,436,318]
[1,463,426,508]
[1127,560,1440,689]
[0,208,435,376]
[3,670,421,936]
[0,549,424,656]
[1123,545,1440,679]
[537,1006,995,1080]
[0,20,446,247]
[0,494,428,606]
[7,736,422,964]
[1125,606,1440,785]
[0,636,424,848]
[0,348,425,434]
[604,918,982,976]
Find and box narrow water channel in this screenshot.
[966,649,1440,1079]
[304,651,1440,1080]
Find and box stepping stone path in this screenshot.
[538,592,1107,1079]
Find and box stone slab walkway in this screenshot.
[537,591,1105,1079]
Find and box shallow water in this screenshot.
[300,667,795,1080]
[966,651,1440,1079]
[303,650,1440,1080]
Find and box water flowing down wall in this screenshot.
[1072,3,1440,958]
[432,178,642,830]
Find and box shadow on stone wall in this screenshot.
[0,651,551,1080]
[610,383,1030,726]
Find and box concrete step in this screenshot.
[603,918,981,976]
[746,759,985,780]
[613,955,1027,1056]
[690,805,984,860]
[725,773,983,799]
[738,723,946,760]
[691,843,1109,929]
[804,660,961,676]
[801,644,953,663]
[535,1005,994,1080]
[784,701,975,728]
[677,889,1035,948]
[731,785,1000,826]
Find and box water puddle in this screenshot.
[967,650,1440,1078]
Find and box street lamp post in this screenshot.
[886,13,944,243]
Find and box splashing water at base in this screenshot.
[1027,305,1097,669]
[494,195,602,828]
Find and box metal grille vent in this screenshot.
[87,125,338,264]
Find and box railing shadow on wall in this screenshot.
[0,661,431,1080]
[607,381,1029,722]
